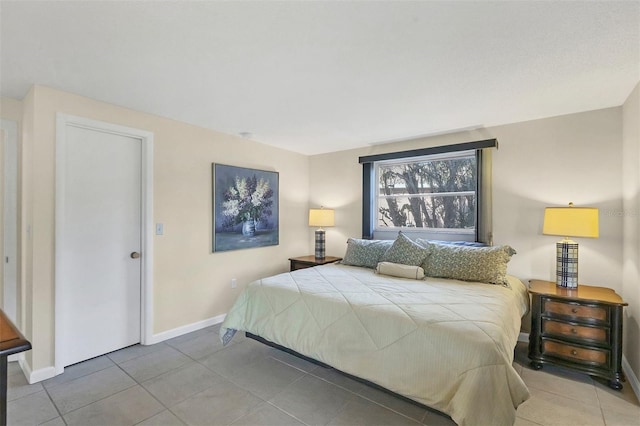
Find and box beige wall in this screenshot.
[17,86,310,374]
[0,97,22,123]
[21,91,35,369]
[310,108,625,338]
[623,81,640,381]
[310,108,624,289]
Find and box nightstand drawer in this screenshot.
[542,339,609,367]
[544,300,607,321]
[542,320,608,343]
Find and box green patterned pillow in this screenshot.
[380,232,430,267]
[422,242,516,286]
[342,238,393,269]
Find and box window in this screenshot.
[376,150,476,232]
[360,139,496,242]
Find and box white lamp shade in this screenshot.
[309,209,335,227]
[543,206,599,238]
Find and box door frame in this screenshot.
[54,113,154,374]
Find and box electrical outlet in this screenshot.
[231,278,237,288]
[156,223,164,235]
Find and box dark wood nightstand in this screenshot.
[1,310,31,425]
[288,255,342,271]
[528,279,628,390]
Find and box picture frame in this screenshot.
[212,163,279,252]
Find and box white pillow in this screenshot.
[375,262,425,280]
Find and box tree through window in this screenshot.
[376,151,476,232]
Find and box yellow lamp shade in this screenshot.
[309,208,335,227]
[543,205,599,238]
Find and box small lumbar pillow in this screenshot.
[342,238,394,269]
[376,262,425,280]
[380,231,430,267]
[421,242,516,286]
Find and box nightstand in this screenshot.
[528,279,628,390]
[288,255,342,271]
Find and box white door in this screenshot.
[0,128,4,309]
[58,124,142,367]
[1,119,18,325]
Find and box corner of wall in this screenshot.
[622,80,640,386]
[18,355,55,385]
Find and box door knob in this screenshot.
[130,252,141,259]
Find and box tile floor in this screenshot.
[7,325,640,426]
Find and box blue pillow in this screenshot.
[380,232,430,267]
[420,239,487,247]
[342,238,393,269]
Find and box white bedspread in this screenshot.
[221,263,530,426]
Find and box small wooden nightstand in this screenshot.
[528,279,628,390]
[288,255,342,271]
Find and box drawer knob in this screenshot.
[571,308,578,314]
[571,349,578,356]
[571,328,578,334]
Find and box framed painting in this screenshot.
[212,163,279,252]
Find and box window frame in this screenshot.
[359,139,497,242]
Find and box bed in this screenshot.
[220,238,530,426]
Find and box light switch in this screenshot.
[156,223,164,235]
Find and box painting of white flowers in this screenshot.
[213,164,279,252]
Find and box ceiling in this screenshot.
[1,1,639,155]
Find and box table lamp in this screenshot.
[309,207,335,259]
[543,202,599,288]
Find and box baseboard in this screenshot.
[622,355,640,401]
[21,314,227,383]
[146,313,226,345]
[19,357,56,385]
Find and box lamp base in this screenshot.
[556,240,579,288]
[315,229,326,259]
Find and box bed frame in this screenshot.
[245,332,452,421]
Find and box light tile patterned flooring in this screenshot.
[8,324,640,425]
